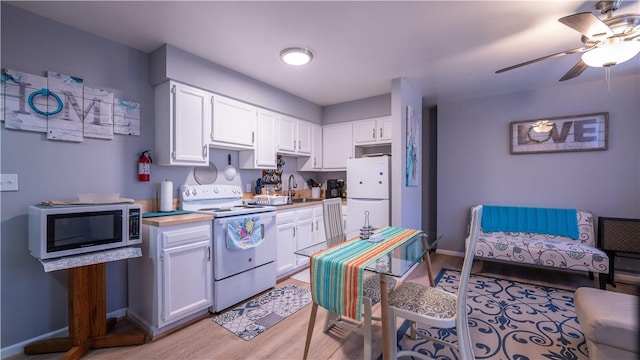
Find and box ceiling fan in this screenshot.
[496,0,640,81]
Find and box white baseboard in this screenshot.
[435,248,464,258]
[1,308,127,359]
[615,271,640,285]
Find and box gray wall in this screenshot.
[322,93,391,124]
[1,4,156,348]
[391,78,422,229]
[437,73,640,253]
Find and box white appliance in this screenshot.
[346,156,391,239]
[180,184,277,312]
[28,203,142,260]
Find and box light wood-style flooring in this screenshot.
[9,253,638,360]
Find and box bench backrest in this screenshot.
[477,206,595,247]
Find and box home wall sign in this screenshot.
[0,69,141,142]
[510,112,608,154]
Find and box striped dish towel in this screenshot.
[310,226,422,321]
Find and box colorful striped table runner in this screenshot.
[310,226,422,321]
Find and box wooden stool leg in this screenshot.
[303,303,318,360]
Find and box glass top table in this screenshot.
[295,230,442,281]
[298,229,443,360]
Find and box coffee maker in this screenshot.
[326,179,345,198]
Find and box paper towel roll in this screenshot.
[160,180,173,212]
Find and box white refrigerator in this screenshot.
[346,156,391,239]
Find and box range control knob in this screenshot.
[191,189,197,196]
[183,190,190,197]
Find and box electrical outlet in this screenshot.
[0,174,19,191]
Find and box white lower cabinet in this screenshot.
[128,221,212,336]
[276,207,320,278]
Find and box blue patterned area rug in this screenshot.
[393,269,587,360]
[213,284,311,341]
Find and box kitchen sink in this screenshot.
[290,198,323,204]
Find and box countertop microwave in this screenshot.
[28,203,142,260]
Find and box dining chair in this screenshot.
[384,205,482,360]
[303,197,396,360]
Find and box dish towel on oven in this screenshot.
[310,226,422,321]
[226,216,263,250]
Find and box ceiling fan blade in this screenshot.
[559,60,589,81]
[495,47,588,74]
[558,12,614,38]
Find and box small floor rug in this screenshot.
[393,269,587,360]
[213,284,311,341]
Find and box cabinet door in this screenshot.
[353,119,377,145]
[278,115,296,153]
[297,120,312,154]
[255,109,278,167]
[161,240,212,327]
[212,95,255,148]
[297,123,323,171]
[313,215,326,245]
[276,222,296,275]
[378,116,393,142]
[322,122,353,170]
[295,217,314,266]
[172,83,210,165]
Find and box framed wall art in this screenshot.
[510,112,608,154]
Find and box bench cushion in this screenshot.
[475,233,609,273]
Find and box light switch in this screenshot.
[0,174,19,191]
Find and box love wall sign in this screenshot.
[510,112,608,154]
[0,69,140,142]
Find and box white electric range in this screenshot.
[180,184,277,312]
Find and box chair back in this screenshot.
[323,198,345,246]
[456,205,482,359]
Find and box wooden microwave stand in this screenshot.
[24,248,146,360]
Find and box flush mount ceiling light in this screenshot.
[280,47,313,66]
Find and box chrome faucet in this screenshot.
[288,175,297,203]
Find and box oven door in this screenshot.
[212,211,276,280]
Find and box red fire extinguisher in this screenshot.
[138,150,152,182]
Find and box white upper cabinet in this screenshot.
[297,123,322,171]
[239,108,277,169]
[297,120,312,154]
[278,115,312,156]
[322,122,353,170]
[353,116,392,145]
[155,81,211,166]
[211,95,256,150]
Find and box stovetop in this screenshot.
[180,184,275,217]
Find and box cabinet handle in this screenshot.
[207,246,211,261]
[380,128,383,138]
[261,224,264,239]
[252,131,255,144]
[372,128,375,139]
[298,140,301,149]
[202,145,207,159]
[293,140,296,150]
[313,157,316,166]
[293,226,296,237]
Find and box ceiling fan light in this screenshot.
[280,47,313,66]
[581,39,640,67]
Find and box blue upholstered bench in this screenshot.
[466,205,610,289]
